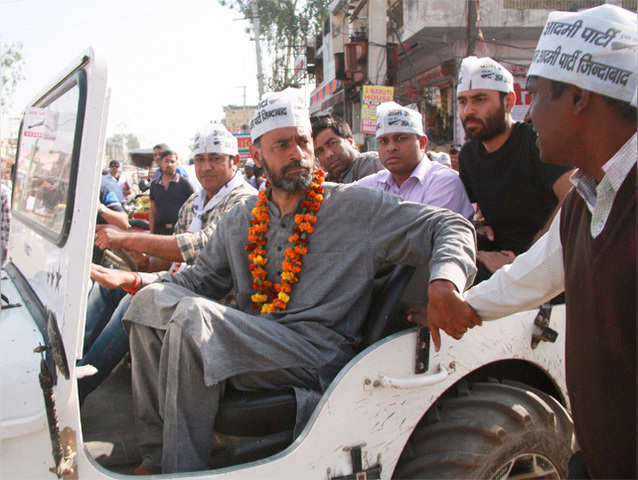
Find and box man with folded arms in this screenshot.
[456,56,574,282]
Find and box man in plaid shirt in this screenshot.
[78,125,256,402]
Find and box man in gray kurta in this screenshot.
[122,88,478,474]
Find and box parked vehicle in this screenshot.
[124,193,150,231]
[0,50,573,479]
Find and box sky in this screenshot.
[0,0,262,160]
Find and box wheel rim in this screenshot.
[491,453,560,480]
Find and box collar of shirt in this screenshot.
[381,157,432,190]
[328,162,354,183]
[153,172,181,184]
[569,132,637,238]
[106,173,126,185]
[188,173,245,233]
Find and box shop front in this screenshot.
[395,64,456,148]
[309,78,345,117]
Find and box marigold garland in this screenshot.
[246,169,325,314]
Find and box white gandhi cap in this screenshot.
[527,4,637,107]
[192,124,238,157]
[375,101,425,138]
[249,87,312,142]
[457,56,515,95]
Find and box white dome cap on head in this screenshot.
[249,87,311,142]
[192,123,238,157]
[457,56,515,95]
[429,151,452,168]
[527,4,637,107]
[375,101,424,138]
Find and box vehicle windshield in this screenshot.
[12,79,81,241]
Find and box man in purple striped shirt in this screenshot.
[356,102,473,219]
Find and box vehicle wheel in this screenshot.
[393,381,575,479]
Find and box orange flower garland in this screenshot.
[246,169,325,314]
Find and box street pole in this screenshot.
[251,0,265,100]
[466,0,477,56]
[240,85,248,130]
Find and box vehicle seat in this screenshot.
[212,265,416,465]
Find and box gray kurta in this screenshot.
[124,182,476,472]
[327,151,384,183]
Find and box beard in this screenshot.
[462,102,508,142]
[261,155,314,192]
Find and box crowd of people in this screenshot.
[79,4,634,477]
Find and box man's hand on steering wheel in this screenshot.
[91,263,138,289]
[95,224,126,250]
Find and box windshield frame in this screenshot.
[12,69,87,246]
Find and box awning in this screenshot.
[309,79,343,114]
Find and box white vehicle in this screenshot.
[1,51,574,479]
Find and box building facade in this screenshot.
[309,0,635,148]
[222,105,256,134]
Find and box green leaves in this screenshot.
[219,0,329,90]
[0,41,24,111]
[109,133,141,151]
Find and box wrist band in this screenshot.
[122,272,141,296]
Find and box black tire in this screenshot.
[393,381,575,479]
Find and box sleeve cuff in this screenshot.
[429,262,470,294]
[138,272,162,287]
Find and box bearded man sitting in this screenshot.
[106,88,478,474]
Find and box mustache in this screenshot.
[282,160,306,174]
[462,116,484,126]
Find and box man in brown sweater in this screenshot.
[420,5,636,478]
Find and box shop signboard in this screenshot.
[361,85,394,134]
[511,78,532,122]
[234,133,252,161]
[496,61,532,121]
[310,78,342,114]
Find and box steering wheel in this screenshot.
[102,248,139,272]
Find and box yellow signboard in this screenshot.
[361,85,394,134]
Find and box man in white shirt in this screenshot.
[418,5,636,478]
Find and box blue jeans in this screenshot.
[78,283,131,403]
